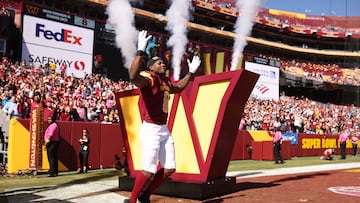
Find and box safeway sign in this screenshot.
[21,15,94,78]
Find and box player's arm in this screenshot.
[129,55,149,88]
[170,55,201,93]
[170,72,193,93]
[129,30,152,88]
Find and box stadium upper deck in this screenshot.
[3,0,359,37]
[194,0,360,38]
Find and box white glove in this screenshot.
[187,55,201,73]
[137,30,152,51]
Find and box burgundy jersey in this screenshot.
[30,102,43,111]
[138,70,171,125]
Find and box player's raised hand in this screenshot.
[187,55,201,73]
[137,30,152,51]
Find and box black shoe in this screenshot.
[48,173,57,177]
[138,192,150,203]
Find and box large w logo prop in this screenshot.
[115,69,258,199]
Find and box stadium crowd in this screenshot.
[258,54,360,86]
[1,54,360,135]
[0,57,136,123]
[240,94,360,135]
[280,59,343,84]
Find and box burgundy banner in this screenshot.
[29,107,44,170]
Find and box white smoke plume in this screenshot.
[165,0,193,81]
[230,0,263,71]
[106,0,140,69]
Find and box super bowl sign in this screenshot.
[21,15,94,78]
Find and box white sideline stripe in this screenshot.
[226,163,360,178]
[3,163,360,203]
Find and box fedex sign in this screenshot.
[22,15,93,53]
[21,14,94,78]
[35,23,82,45]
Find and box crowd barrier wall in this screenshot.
[230,130,353,160]
[7,120,353,174]
[7,119,125,174]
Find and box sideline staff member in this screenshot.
[77,128,91,173]
[272,127,284,164]
[44,116,60,177]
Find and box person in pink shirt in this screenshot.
[44,116,60,177]
[339,129,350,160]
[76,101,88,122]
[272,127,284,164]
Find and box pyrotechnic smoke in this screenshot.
[230,0,263,71]
[106,0,140,69]
[165,0,193,81]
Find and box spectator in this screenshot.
[59,105,72,121]
[76,101,88,122]
[101,115,112,124]
[43,99,56,121]
[2,95,19,118]
[30,91,44,114]
[1,91,10,107]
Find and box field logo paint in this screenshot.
[328,186,360,197]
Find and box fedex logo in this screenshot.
[35,23,82,45]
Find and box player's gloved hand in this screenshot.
[137,30,152,51]
[187,55,201,73]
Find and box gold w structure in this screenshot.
[115,69,258,199]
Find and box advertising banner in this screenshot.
[28,107,44,170]
[21,15,94,78]
[282,133,298,145]
[245,61,279,101]
[23,3,73,24]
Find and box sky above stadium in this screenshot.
[263,0,360,16]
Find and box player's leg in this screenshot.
[145,128,175,194]
[130,122,160,203]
